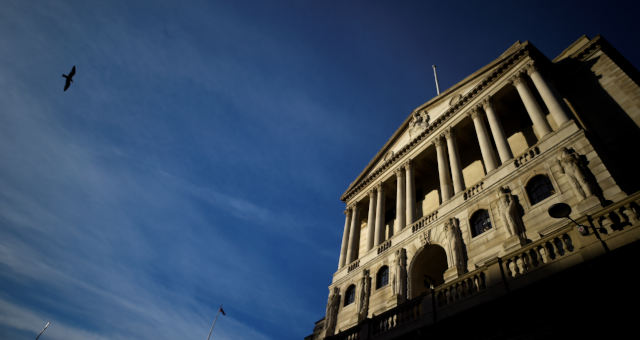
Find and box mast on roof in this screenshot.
[432,65,441,96]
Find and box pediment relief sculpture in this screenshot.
[409,109,430,139]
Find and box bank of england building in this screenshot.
[306,35,640,339]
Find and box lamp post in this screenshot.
[548,202,609,253]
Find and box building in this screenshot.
[306,35,640,339]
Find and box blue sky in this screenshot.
[0,1,638,339]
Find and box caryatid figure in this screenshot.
[498,186,527,241]
[392,248,408,302]
[358,269,371,321]
[445,217,467,273]
[557,147,594,201]
[324,287,340,336]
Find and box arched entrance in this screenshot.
[409,244,448,298]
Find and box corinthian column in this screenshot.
[346,204,360,263]
[395,167,406,234]
[445,127,465,194]
[482,97,513,163]
[405,160,416,226]
[469,107,498,172]
[526,62,570,127]
[366,189,376,251]
[435,137,452,202]
[339,208,352,268]
[512,72,552,138]
[374,183,386,246]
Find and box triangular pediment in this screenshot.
[343,40,527,200]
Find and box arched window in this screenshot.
[344,285,356,306]
[470,209,492,237]
[526,175,555,205]
[376,266,389,289]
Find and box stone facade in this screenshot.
[306,35,640,340]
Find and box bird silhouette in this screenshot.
[62,65,76,91]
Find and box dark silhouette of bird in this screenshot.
[62,65,76,91]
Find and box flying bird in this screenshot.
[62,65,76,91]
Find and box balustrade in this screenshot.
[411,210,438,233]
[371,298,421,336]
[463,181,484,200]
[377,240,392,255]
[504,232,574,278]
[514,146,540,168]
[348,259,360,273]
[593,200,640,234]
[435,270,486,307]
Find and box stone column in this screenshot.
[445,127,465,194]
[346,204,360,263]
[482,97,513,163]
[374,183,386,246]
[367,189,377,251]
[512,72,552,138]
[339,208,352,268]
[435,137,452,202]
[405,160,416,226]
[469,107,498,172]
[395,167,406,234]
[526,63,570,127]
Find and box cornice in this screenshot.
[340,45,532,202]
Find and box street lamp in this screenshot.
[548,202,609,252]
[548,203,588,235]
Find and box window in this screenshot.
[470,209,492,237]
[376,266,389,289]
[526,175,555,205]
[344,285,356,306]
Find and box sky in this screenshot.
[0,1,638,339]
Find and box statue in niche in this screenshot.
[557,147,596,201]
[409,110,430,139]
[498,186,527,241]
[445,217,467,273]
[358,269,371,321]
[324,287,340,336]
[392,248,408,302]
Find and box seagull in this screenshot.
[62,65,76,91]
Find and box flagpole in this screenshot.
[206,305,223,340]
[36,321,51,340]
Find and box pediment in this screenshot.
[343,41,526,199]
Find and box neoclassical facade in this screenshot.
[306,35,640,340]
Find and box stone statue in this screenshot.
[557,147,594,201]
[409,110,430,139]
[445,217,467,273]
[392,248,408,302]
[358,269,371,321]
[324,287,340,336]
[498,186,527,241]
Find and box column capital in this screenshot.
[510,72,526,87]
[403,159,414,169]
[443,126,454,139]
[481,97,493,111]
[434,135,444,147]
[376,181,384,190]
[524,60,538,76]
[395,166,405,177]
[467,106,482,120]
[369,188,377,196]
